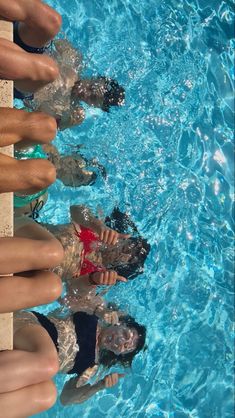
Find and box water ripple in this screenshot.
[38,1,234,417]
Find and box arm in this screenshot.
[60,373,124,405]
[60,376,104,405]
[53,39,83,72]
[60,274,122,322]
[70,205,131,245]
[60,274,107,317]
[70,205,104,235]
[58,106,85,131]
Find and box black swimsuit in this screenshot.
[33,311,98,376]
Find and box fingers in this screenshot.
[103,311,119,325]
[110,231,119,246]
[111,312,119,325]
[117,275,127,283]
[92,271,127,285]
[99,228,131,245]
[99,228,119,245]
[103,230,110,244]
[104,373,122,388]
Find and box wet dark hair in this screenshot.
[99,315,146,369]
[105,208,150,279]
[99,77,125,112]
[72,77,125,112]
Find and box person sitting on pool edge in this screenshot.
[21,39,125,130]
[15,205,150,287]
[14,142,105,219]
[11,303,146,405]
[0,107,58,195]
[0,0,61,95]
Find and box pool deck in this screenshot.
[0,20,13,351]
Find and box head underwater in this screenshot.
[100,77,125,112]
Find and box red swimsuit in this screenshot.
[74,225,104,276]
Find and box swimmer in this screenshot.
[15,205,150,285]
[0,0,61,94]
[0,108,57,194]
[11,304,146,405]
[23,39,125,130]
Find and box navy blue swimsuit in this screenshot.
[33,311,98,376]
[13,22,50,100]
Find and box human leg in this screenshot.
[0,380,57,418]
[0,153,56,194]
[0,318,58,393]
[0,0,61,48]
[0,234,64,274]
[0,271,62,313]
[0,38,59,93]
[0,108,57,147]
[18,1,62,49]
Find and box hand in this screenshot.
[90,270,127,285]
[103,373,125,389]
[103,310,119,325]
[97,226,131,245]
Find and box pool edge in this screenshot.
[0,20,13,351]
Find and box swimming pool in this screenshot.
[32,0,234,417]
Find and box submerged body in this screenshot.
[13,306,145,405]
[25,39,125,130]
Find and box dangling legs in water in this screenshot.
[0,0,62,49]
[0,108,57,194]
[0,217,64,312]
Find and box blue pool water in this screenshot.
[33,0,234,417]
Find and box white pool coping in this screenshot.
[0,20,13,351]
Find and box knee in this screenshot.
[43,57,59,82]
[42,239,64,268]
[27,159,56,191]
[32,56,59,83]
[43,272,63,302]
[39,354,59,379]
[42,114,58,141]
[46,11,62,38]
[27,112,57,142]
[35,380,58,412]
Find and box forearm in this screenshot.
[70,205,103,233]
[60,378,104,405]
[63,275,105,314]
[59,110,84,131]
